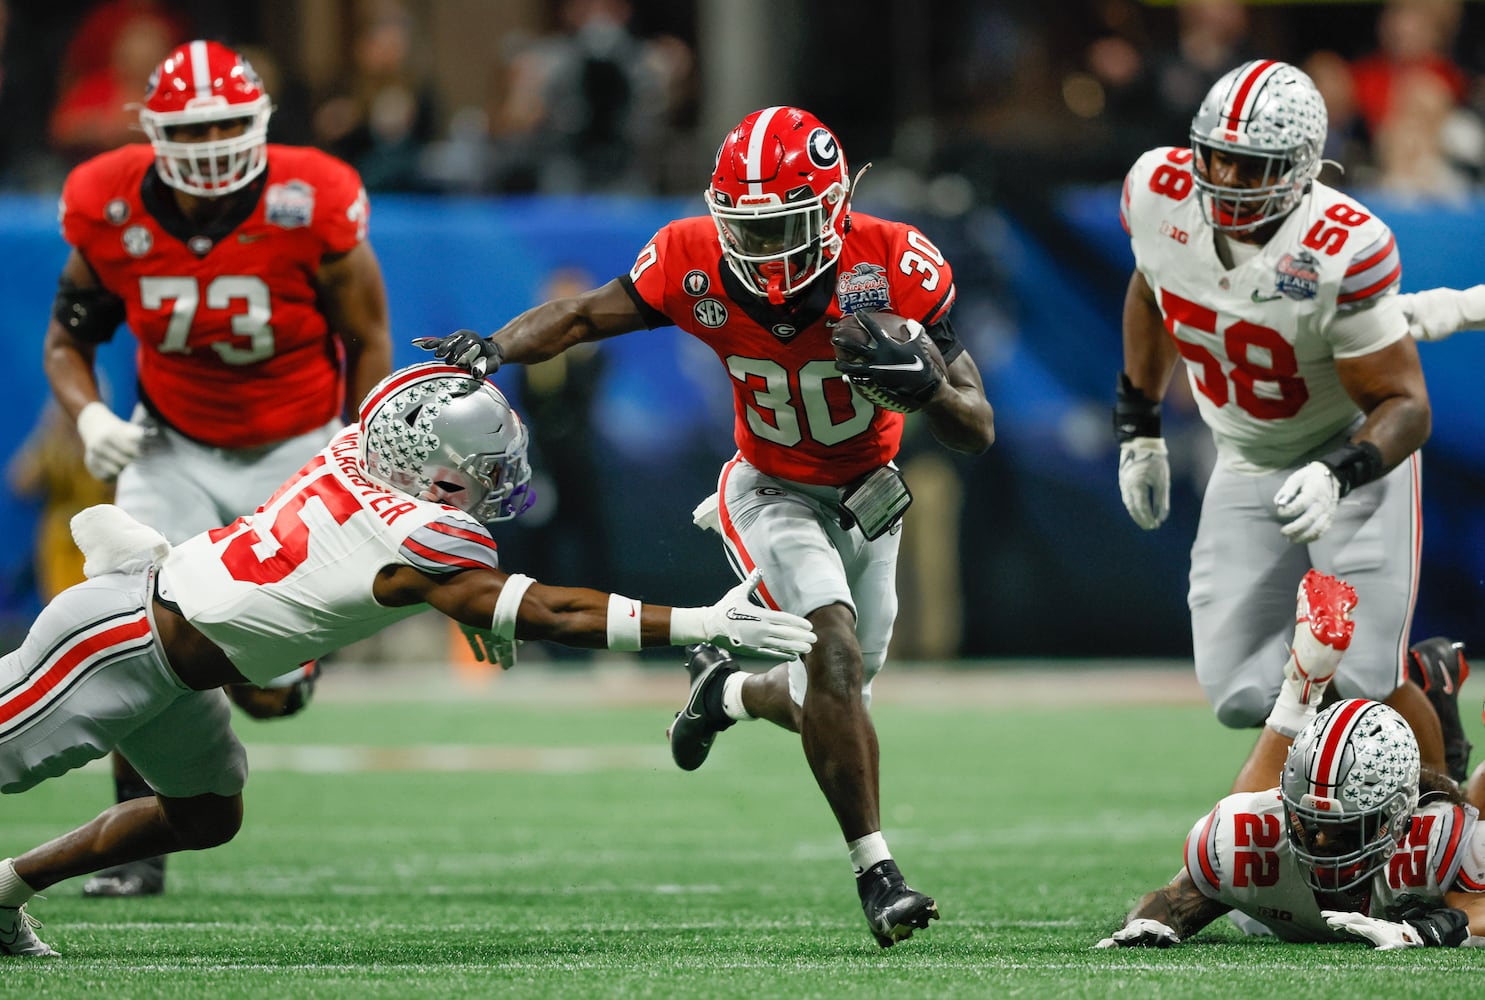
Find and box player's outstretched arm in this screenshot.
[1095,869,1229,948]
[414,279,646,376]
[380,564,815,662]
[1396,285,1485,342]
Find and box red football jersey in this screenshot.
[625,214,958,485]
[60,143,370,449]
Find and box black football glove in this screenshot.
[832,313,943,413]
[412,330,505,377]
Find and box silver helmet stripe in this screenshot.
[190,39,212,100]
[745,105,784,193]
[1308,698,1372,793]
[1220,59,1281,133]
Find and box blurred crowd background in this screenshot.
[2,0,1485,664]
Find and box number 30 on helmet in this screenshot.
[139,39,274,198]
[705,106,863,306]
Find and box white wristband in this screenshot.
[490,573,535,639]
[606,593,643,651]
[669,606,707,645]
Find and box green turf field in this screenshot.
[4,667,1484,998]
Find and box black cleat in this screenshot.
[1408,636,1473,784]
[82,856,165,898]
[666,643,737,771]
[857,859,939,948]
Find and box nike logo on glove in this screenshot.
[725,608,761,622]
[868,357,924,372]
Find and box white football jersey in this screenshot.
[1122,146,1409,472]
[1184,789,1485,941]
[159,427,501,684]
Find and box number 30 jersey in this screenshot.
[1121,146,1408,472]
[60,144,369,449]
[158,427,499,684]
[1184,789,1485,941]
[622,213,963,487]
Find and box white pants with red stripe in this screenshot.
[0,564,247,798]
[116,409,341,545]
[1189,447,1420,728]
[714,456,900,708]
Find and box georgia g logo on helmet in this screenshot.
[807,127,839,170]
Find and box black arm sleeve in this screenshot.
[53,279,126,343]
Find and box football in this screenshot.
[830,311,946,376]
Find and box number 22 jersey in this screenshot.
[1184,789,1485,941]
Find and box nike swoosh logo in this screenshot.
[1251,290,1282,302]
[870,357,924,373]
[725,609,760,622]
[628,606,637,617]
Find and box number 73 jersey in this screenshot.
[1121,146,1409,472]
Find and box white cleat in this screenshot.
[0,903,59,958]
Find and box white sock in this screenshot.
[1265,656,1317,738]
[848,832,892,877]
[0,859,35,907]
[721,671,754,721]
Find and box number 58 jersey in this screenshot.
[1121,146,1409,472]
[158,427,500,684]
[1184,789,1485,941]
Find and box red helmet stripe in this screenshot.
[1223,59,1280,131]
[1311,699,1371,791]
[745,106,784,195]
[359,364,470,423]
[189,39,212,101]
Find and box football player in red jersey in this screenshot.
[418,106,996,947]
[41,40,393,897]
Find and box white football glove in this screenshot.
[1275,461,1340,544]
[670,567,816,660]
[1118,437,1170,530]
[1321,910,1423,950]
[458,622,518,669]
[1094,918,1182,949]
[1396,285,1485,342]
[76,401,146,481]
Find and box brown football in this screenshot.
[831,311,946,375]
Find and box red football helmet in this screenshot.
[704,107,852,305]
[139,40,273,197]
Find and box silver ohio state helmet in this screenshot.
[1281,699,1419,892]
[359,363,534,523]
[1190,59,1327,233]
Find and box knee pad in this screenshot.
[1214,686,1272,729]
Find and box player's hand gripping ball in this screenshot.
[831,311,946,413]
